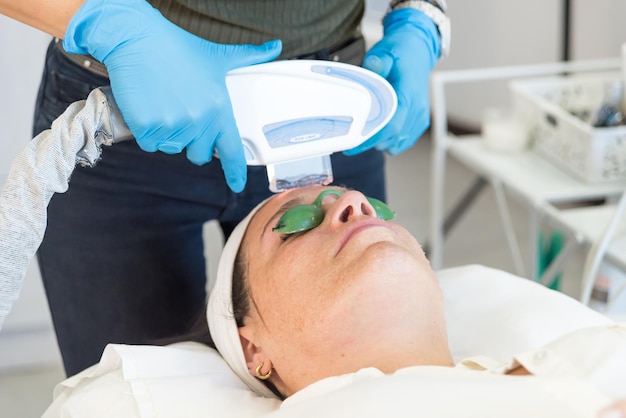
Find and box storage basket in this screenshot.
[510,72,626,182]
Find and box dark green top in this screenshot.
[148,0,365,59]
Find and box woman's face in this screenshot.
[238,186,451,396]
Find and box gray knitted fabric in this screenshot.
[0,87,130,329]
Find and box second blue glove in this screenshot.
[347,8,440,156]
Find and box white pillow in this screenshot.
[41,264,613,418]
[440,264,612,363]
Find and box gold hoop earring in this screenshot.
[255,363,272,380]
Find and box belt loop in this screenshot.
[55,38,110,79]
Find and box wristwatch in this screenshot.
[388,0,451,57]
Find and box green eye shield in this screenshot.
[272,190,395,235]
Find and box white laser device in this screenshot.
[101,60,397,192]
[225,60,397,192]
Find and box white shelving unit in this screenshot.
[429,59,626,292]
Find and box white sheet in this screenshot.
[41,265,615,418]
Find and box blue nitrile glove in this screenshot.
[345,8,440,156]
[63,0,282,192]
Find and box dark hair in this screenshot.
[232,249,250,328]
[231,244,285,400]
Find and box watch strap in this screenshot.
[387,0,451,57]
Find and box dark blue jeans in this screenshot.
[33,39,386,376]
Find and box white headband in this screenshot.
[207,198,277,398]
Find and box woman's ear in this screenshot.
[239,327,272,377]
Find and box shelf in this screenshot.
[446,135,626,207]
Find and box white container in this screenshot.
[510,72,626,183]
[481,107,530,153]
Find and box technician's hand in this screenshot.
[346,8,440,156]
[63,0,282,192]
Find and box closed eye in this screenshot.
[263,197,306,238]
[279,230,307,242]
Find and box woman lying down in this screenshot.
[43,186,626,418]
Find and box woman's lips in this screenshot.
[335,218,393,256]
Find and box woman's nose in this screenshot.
[323,191,376,226]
